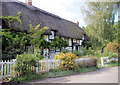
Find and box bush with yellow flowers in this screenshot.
[54,52,65,60]
[54,52,79,71]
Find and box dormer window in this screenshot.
[50,31,55,39]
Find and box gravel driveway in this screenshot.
[26,67,118,83]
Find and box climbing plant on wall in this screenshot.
[1,12,48,60]
[50,37,69,51]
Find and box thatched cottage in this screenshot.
[1,0,89,58]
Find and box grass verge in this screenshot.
[10,67,98,83]
[104,61,120,67]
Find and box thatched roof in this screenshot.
[1,1,89,40]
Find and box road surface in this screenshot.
[27,67,118,83]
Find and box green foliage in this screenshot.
[15,53,39,76]
[82,41,92,49]
[2,12,48,60]
[40,40,51,49]
[81,2,118,47]
[80,46,95,55]
[79,46,88,55]
[62,49,69,53]
[1,12,30,60]
[10,73,43,83]
[105,61,119,67]
[109,53,117,59]
[51,37,69,51]
[73,47,95,58]
[2,30,30,60]
[1,12,22,30]
[28,24,48,49]
[73,51,84,58]
[10,67,98,83]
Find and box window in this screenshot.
[49,31,54,39]
[77,40,79,43]
[69,38,72,46]
[73,39,76,42]
[80,40,82,45]
[82,35,84,40]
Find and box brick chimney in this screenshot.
[76,21,79,26]
[25,0,32,5]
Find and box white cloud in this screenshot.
[18,0,87,27]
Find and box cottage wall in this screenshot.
[42,30,84,59]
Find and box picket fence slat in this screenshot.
[10,61,12,78]
[7,60,9,78]
[4,60,6,78]
[0,59,16,79]
[1,61,3,79]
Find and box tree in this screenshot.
[81,2,119,48]
[28,24,48,50]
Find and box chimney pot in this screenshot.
[25,0,32,5]
[76,21,79,26]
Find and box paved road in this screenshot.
[27,67,118,83]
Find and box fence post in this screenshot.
[7,60,9,78]
[40,60,42,72]
[4,60,6,78]
[48,60,49,71]
[1,61,3,80]
[36,60,38,74]
[13,59,16,77]
[10,60,12,78]
[53,60,54,69]
[101,57,104,66]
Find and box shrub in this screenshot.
[15,53,39,76]
[10,73,43,83]
[78,47,95,56]
[49,68,61,72]
[54,52,79,71]
[105,42,118,52]
[79,46,88,55]
[109,53,117,59]
[54,52,65,60]
[77,58,97,68]
[82,41,92,49]
[62,49,69,53]
[73,51,84,58]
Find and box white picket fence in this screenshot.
[101,57,118,66]
[36,58,90,73]
[36,60,61,73]
[0,58,90,79]
[0,59,16,79]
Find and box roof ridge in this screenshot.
[16,1,61,19]
[15,1,80,27]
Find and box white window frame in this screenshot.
[49,31,54,39]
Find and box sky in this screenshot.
[19,0,87,27]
